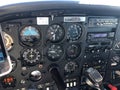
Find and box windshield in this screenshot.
[0,0,120,7]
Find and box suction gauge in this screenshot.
[20,26,40,46]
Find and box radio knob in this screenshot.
[98,60,102,63]
[97,49,100,53]
[91,50,95,53]
[21,67,28,76]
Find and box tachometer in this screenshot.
[20,26,40,46]
[47,24,65,42]
[67,24,82,41]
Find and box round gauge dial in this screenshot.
[64,61,78,73]
[47,24,65,42]
[66,44,81,59]
[22,48,41,65]
[114,42,120,50]
[20,26,40,46]
[67,24,82,41]
[47,44,64,61]
[3,32,14,51]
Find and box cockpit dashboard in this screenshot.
[0,1,120,90]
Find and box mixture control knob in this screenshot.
[29,70,42,81]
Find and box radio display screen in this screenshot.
[89,33,107,38]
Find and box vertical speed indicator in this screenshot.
[47,44,64,61]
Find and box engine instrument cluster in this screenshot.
[0,15,119,90]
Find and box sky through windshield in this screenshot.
[0,0,120,7]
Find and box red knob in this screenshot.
[108,84,118,90]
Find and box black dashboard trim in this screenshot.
[0,1,120,22]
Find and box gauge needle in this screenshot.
[116,44,119,48]
[55,28,58,32]
[49,51,56,53]
[53,34,56,40]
